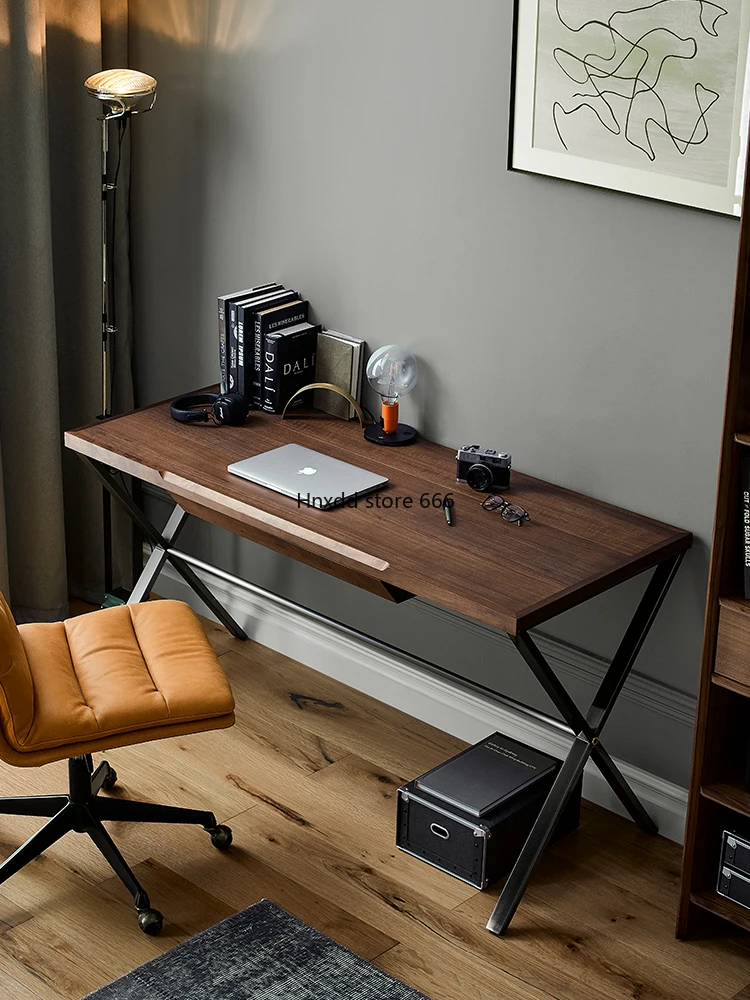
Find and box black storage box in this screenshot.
[717,829,750,912]
[720,830,750,879]
[396,732,581,889]
[718,864,750,910]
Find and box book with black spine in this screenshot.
[262,322,321,414]
[415,733,557,819]
[219,283,281,393]
[742,451,750,598]
[218,297,228,393]
[252,299,310,408]
[232,287,289,398]
[233,288,295,400]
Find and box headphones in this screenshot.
[170,392,249,427]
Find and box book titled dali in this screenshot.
[262,322,321,414]
[252,299,310,408]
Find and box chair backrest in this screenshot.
[0,593,35,750]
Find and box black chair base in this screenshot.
[0,754,233,935]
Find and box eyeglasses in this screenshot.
[481,495,531,526]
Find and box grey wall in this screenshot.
[129,0,740,786]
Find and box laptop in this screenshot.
[228,444,389,509]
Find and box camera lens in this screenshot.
[466,463,493,492]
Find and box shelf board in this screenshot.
[718,596,750,616]
[701,782,750,817]
[712,673,750,698]
[691,889,750,932]
[736,430,750,446]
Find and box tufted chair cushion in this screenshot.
[0,598,235,766]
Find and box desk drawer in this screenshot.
[714,600,750,688]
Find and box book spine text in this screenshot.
[218,298,228,394]
[228,301,239,392]
[253,314,264,409]
[262,336,279,413]
[742,453,750,599]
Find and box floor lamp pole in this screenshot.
[84,69,157,605]
[100,116,114,421]
[100,116,113,596]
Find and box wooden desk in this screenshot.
[65,398,692,934]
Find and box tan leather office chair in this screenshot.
[0,595,236,934]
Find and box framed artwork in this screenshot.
[510,1,750,215]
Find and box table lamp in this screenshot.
[363,345,419,446]
[84,68,157,604]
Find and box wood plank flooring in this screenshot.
[1,615,749,1000]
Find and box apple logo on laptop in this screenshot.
[297,467,317,476]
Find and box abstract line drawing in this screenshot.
[549,1,725,163]
[511,0,750,213]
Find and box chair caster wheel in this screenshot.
[208,825,233,851]
[138,908,163,936]
[102,768,118,791]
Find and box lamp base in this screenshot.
[364,423,417,446]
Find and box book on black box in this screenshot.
[262,322,321,414]
[415,733,557,818]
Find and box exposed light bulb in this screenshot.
[364,345,419,446]
[366,345,418,402]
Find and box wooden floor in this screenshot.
[1,616,750,1000]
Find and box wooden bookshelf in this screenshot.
[700,782,750,819]
[712,673,750,698]
[690,890,750,934]
[677,144,750,937]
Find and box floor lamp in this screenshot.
[84,69,157,605]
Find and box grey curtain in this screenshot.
[0,0,134,620]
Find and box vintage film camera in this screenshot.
[456,445,511,493]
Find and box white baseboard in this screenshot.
[155,561,689,844]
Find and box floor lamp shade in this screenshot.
[84,69,157,117]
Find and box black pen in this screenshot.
[443,497,455,527]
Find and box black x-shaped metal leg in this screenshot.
[85,459,248,640]
[486,552,684,936]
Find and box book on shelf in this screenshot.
[742,451,750,599]
[234,288,297,400]
[252,299,310,408]
[262,322,321,414]
[217,282,281,393]
[314,329,365,419]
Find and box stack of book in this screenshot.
[218,282,320,413]
[217,282,365,418]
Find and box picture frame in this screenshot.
[509,1,750,216]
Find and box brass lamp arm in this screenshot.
[280,383,368,428]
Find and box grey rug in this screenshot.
[84,899,431,999]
